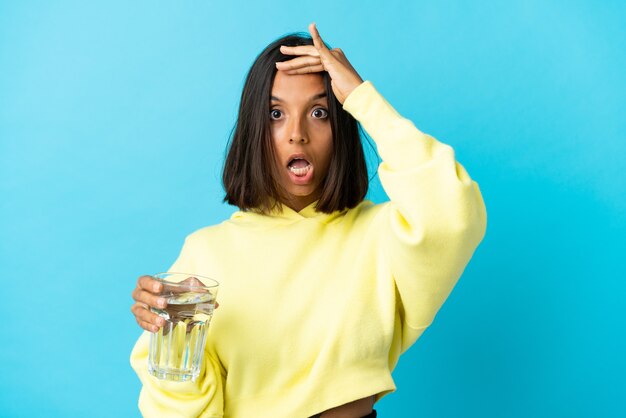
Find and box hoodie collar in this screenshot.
[229,199,349,225]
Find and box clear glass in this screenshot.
[148,272,219,382]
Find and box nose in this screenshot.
[287,114,309,144]
[289,137,307,144]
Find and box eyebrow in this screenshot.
[270,92,327,103]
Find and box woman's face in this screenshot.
[270,71,333,212]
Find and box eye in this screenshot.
[312,108,328,119]
[270,109,282,120]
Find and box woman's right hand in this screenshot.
[131,275,220,333]
[131,275,167,333]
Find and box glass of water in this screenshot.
[148,272,219,382]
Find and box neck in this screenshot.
[282,194,319,213]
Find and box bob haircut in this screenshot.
[222,32,369,214]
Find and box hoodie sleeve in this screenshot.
[343,81,488,352]
[129,237,225,418]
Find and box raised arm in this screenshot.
[277,22,487,352]
[342,81,488,352]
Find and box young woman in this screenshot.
[130,23,487,418]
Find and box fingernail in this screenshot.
[157,298,166,308]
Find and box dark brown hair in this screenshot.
[222,32,369,214]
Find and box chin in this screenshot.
[289,186,319,198]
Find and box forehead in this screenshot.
[271,72,326,101]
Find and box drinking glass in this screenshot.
[147,272,219,382]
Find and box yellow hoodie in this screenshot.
[130,80,488,418]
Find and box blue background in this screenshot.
[1,1,624,417]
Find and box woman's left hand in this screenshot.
[275,22,364,105]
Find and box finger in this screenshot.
[137,275,162,293]
[279,44,319,57]
[330,47,345,57]
[138,319,160,333]
[283,64,325,75]
[130,301,149,312]
[276,56,321,71]
[133,303,166,327]
[309,22,330,54]
[133,288,168,309]
[183,276,205,287]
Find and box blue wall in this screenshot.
[1,1,624,416]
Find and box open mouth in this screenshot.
[286,155,314,184]
[288,157,312,177]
